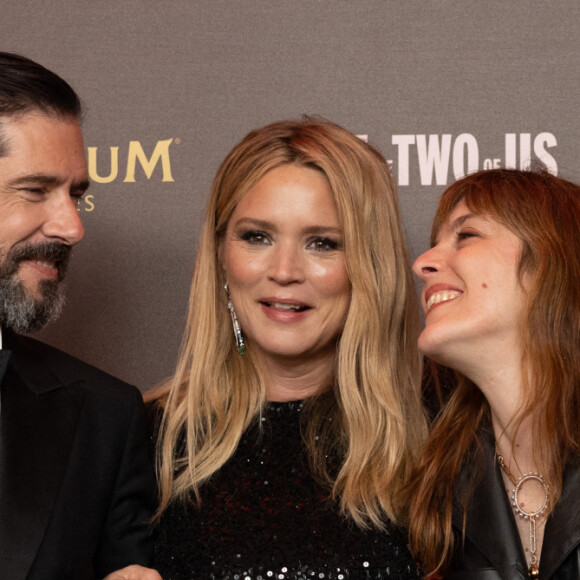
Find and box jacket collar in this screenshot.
[0,332,86,579]
[540,463,580,577]
[4,330,78,394]
[453,434,529,579]
[454,430,580,579]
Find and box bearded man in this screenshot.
[0,52,160,580]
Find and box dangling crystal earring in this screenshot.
[224,283,245,355]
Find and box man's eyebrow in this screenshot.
[8,174,90,192]
[73,179,91,193]
[9,174,60,187]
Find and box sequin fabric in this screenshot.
[152,401,423,579]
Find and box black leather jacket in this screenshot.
[446,436,580,579]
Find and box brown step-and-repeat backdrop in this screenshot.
[3,1,579,390]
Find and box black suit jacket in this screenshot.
[0,333,155,580]
[448,433,580,579]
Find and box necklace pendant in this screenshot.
[510,473,550,519]
[496,449,550,580]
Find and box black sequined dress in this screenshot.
[152,401,422,579]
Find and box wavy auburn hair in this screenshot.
[408,168,580,574]
[148,117,426,527]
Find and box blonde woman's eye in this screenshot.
[241,230,270,245]
[308,237,339,252]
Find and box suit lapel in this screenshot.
[0,351,11,384]
[0,338,86,579]
[454,431,580,579]
[539,464,580,578]
[453,440,528,580]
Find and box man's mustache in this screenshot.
[3,242,72,280]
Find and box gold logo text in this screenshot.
[87,139,175,183]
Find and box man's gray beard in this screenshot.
[0,241,71,334]
[0,277,66,333]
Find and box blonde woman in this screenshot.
[148,118,426,579]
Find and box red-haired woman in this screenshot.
[408,168,580,579]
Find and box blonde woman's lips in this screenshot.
[260,298,312,321]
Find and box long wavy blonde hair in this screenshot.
[148,117,426,528]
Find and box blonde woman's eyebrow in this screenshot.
[233,217,342,236]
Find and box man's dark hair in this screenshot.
[0,52,82,155]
